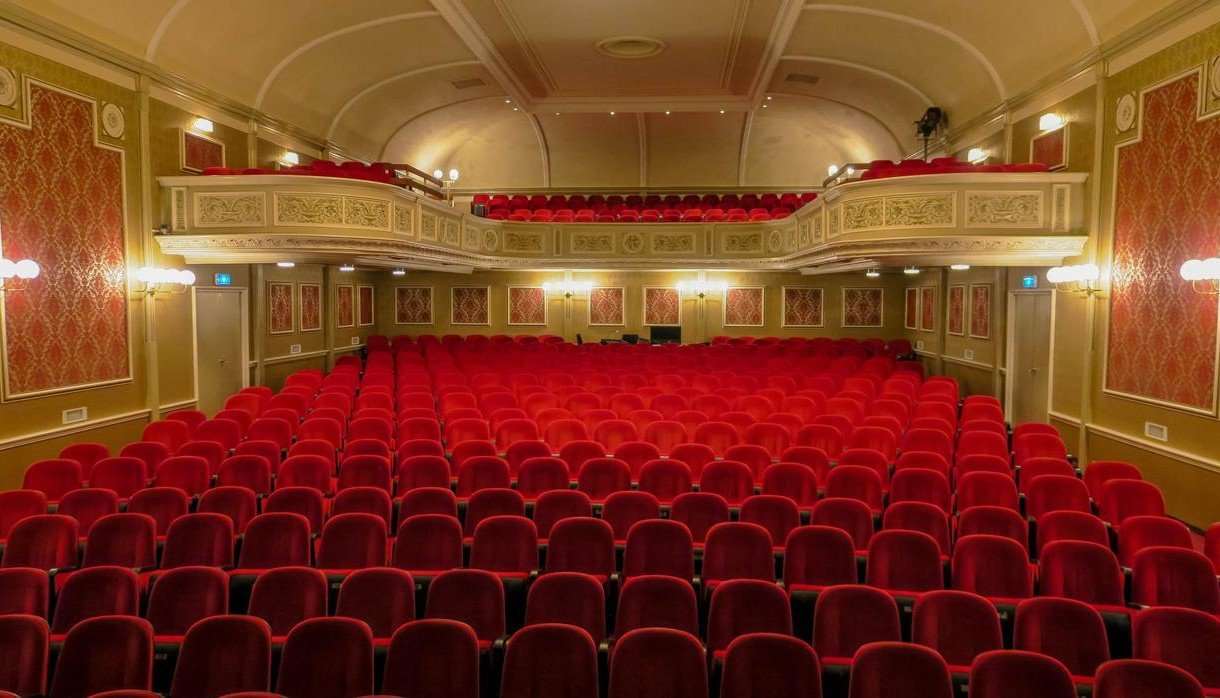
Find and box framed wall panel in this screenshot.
[904,287,919,330]
[508,286,547,326]
[395,286,433,325]
[723,286,764,327]
[919,286,936,332]
[336,284,355,328]
[782,287,824,328]
[268,282,294,335]
[643,287,681,326]
[842,288,884,328]
[969,284,992,339]
[588,287,625,326]
[357,285,375,327]
[452,286,491,325]
[298,283,321,332]
[947,285,966,336]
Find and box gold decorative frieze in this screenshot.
[343,197,391,230]
[884,193,955,227]
[722,230,762,254]
[842,197,885,231]
[419,212,438,241]
[274,193,343,226]
[964,191,1044,227]
[442,220,460,247]
[0,67,16,107]
[483,229,499,252]
[393,205,413,236]
[767,229,784,254]
[1051,185,1070,233]
[462,226,481,251]
[571,231,615,254]
[195,192,266,227]
[651,231,696,255]
[502,230,545,253]
[171,187,188,232]
[812,212,824,243]
[828,206,841,237]
[621,232,645,255]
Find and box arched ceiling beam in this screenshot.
[780,55,934,106]
[803,3,1007,99]
[254,11,441,108]
[325,59,484,141]
[1067,0,1101,46]
[145,0,192,60]
[377,94,551,186]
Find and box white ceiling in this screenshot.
[8,0,1186,186]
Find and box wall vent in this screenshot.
[1144,422,1168,441]
[63,407,88,425]
[451,78,486,89]
[351,337,361,346]
[785,73,820,86]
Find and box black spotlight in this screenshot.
[915,107,947,160]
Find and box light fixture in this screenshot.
[504,99,512,104]
[1179,258,1220,294]
[865,269,881,278]
[134,266,195,296]
[761,104,768,109]
[448,168,460,182]
[766,95,773,101]
[542,280,594,298]
[967,147,988,164]
[0,257,41,291]
[610,111,616,116]
[339,264,355,272]
[665,111,671,115]
[280,151,299,166]
[392,269,407,276]
[827,164,839,177]
[1047,263,1102,296]
[950,264,971,271]
[555,112,560,116]
[512,107,519,111]
[1039,113,1065,131]
[191,117,214,133]
[903,266,921,275]
[276,261,295,268]
[719,109,726,114]
[676,279,728,298]
[845,166,855,175]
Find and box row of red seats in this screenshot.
[201,159,402,185]
[485,206,794,223]
[859,158,1051,180]
[475,191,817,212]
[6,607,1215,697]
[373,333,910,355]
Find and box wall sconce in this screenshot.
[967,147,989,164]
[191,117,214,134]
[1047,263,1101,296]
[280,151,300,166]
[1179,258,1220,294]
[135,266,195,296]
[432,168,461,184]
[676,280,728,298]
[0,257,41,292]
[1039,113,1065,131]
[542,280,593,298]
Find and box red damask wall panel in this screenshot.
[298,283,321,332]
[1031,126,1067,170]
[644,287,681,326]
[969,284,991,339]
[395,287,433,325]
[724,287,764,327]
[920,287,936,332]
[509,286,547,325]
[947,285,966,336]
[268,282,294,334]
[0,83,130,397]
[358,286,374,326]
[843,288,883,328]
[1106,72,1220,411]
[181,130,224,173]
[452,287,490,325]
[783,287,823,327]
[336,285,354,328]
[589,287,624,326]
[904,288,918,330]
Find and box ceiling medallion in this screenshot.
[1115,93,1137,133]
[101,103,125,139]
[595,36,667,60]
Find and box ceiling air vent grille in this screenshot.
[785,73,820,86]
[451,78,486,90]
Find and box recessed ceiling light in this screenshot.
[276,261,295,268]
[392,269,407,276]
[504,99,511,104]
[719,110,726,114]
[665,111,671,115]
[866,269,881,278]
[339,264,355,272]
[512,107,519,111]
[554,112,560,116]
[762,104,768,109]
[950,264,971,271]
[610,111,616,116]
[904,266,921,275]
[766,95,773,101]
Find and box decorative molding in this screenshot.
[99,102,124,139]
[622,232,645,255]
[1051,184,1071,233]
[570,231,615,254]
[885,193,956,227]
[344,196,392,231]
[721,230,763,254]
[195,192,266,227]
[171,187,188,231]
[264,349,329,366]
[941,354,994,371]
[1116,92,1138,132]
[0,67,16,107]
[652,231,697,255]
[964,191,1044,228]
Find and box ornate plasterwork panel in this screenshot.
[419,211,438,241]
[721,230,762,254]
[0,67,16,107]
[393,205,414,236]
[442,220,461,247]
[1116,92,1138,132]
[651,231,696,255]
[812,212,824,243]
[885,194,955,228]
[462,225,481,251]
[171,188,188,232]
[195,192,266,227]
[343,196,391,231]
[766,229,784,254]
[571,230,615,254]
[964,191,1044,228]
[828,206,841,237]
[501,230,545,253]
[797,219,811,247]
[483,229,499,252]
[621,231,645,255]
[274,193,342,227]
[1051,185,1070,233]
[842,197,885,231]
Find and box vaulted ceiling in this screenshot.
[9,0,1186,187]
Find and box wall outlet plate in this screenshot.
[1144,422,1168,441]
[289,344,301,354]
[964,349,975,361]
[915,340,925,351]
[62,407,88,424]
[351,337,360,346]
